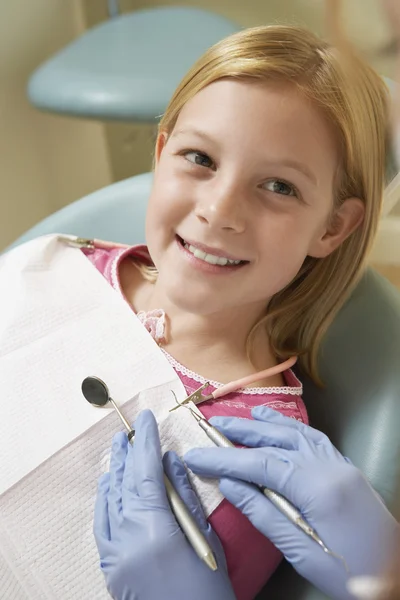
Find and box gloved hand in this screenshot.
[184,406,399,600]
[94,409,236,600]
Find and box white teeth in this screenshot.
[192,247,207,260]
[185,243,241,266]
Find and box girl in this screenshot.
[89,21,390,600]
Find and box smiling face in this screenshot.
[146,79,361,318]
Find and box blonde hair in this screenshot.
[139,24,390,383]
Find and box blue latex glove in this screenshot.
[94,409,236,600]
[184,406,399,600]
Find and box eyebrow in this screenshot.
[171,127,318,185]
[171,127,216,143]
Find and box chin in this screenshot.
[169,292,216,315]
[164,282,222,315]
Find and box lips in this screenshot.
[176,235,248,266]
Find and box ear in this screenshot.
[308,197,365,258]
[154,131,169,165]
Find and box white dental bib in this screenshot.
[0,235,222,599]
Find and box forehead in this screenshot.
[172,79,339,174]
[176,78,328,130]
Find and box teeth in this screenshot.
[185,243,241,266]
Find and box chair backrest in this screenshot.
[6,173,152,252]
[9,173,400,600]
[302,269,400,509]
[260,268,400,599]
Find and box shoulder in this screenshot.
[82,244,152,289]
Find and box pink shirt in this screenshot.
[84,244,308,600]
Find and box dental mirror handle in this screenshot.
[109,398,135,441]
[110,403,217,571]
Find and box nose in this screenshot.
[194,177,246,233]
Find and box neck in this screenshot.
[143,280,274,372]
[120,259,281,384]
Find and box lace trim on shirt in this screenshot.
[137,309,167,345]
[162,349,303,396]
[219,399,299,410]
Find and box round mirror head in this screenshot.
[82,376,110,407]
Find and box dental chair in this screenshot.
[7,173,400,600]
[27,5,239,122]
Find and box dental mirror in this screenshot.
[81,376,135,441]
[81,376,110,407]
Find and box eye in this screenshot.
[184,151,214,169]
[263,179,297,197]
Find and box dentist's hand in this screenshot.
[185,407,399,600]
[94,409,235,600]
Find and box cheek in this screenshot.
[146,171,176,229]
[152,156,188,202]
[144,176,188,263]
[263,246,307,293]
[282,205,330,246]
[144,190,158,241]
[256,212,322,278]
[258,210,314,248]
[145,184,168,263]
[148,161,190,219]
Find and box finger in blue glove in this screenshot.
[184,408,399,600]
[93,409,236,600]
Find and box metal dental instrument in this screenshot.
[169,382,211,412]
[168,356,298,413]
[174,394,350,574]
[58,234,129,252]
[82,376,217,572]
